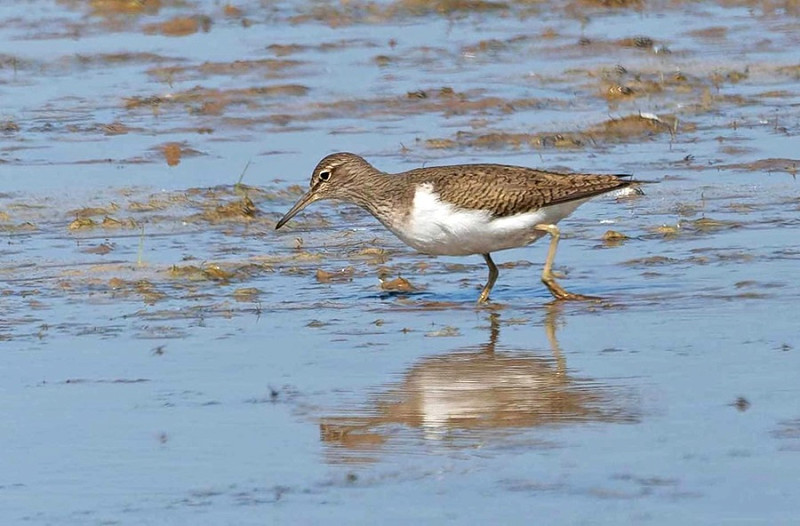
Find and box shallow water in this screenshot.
[2,1,800,524]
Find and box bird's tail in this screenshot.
[614,175,657,197]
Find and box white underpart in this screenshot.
[389,183,591,256]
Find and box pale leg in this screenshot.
[477,253,498,303]
[534,224,599,301]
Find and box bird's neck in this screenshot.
[347,171,409,226]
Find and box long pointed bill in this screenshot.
[275,191,318,230]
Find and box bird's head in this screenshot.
[275,152,376,229]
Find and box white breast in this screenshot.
[387,183,590,256]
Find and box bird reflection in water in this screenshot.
[320,305,637,463]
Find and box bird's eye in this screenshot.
[319,170,331,181]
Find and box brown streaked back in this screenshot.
[401,164,633,217]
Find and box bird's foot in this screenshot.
[542,277,601,302]
[477,288,492,304]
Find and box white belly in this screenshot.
[387,183,590,256]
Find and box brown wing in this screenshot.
[405,164,632,217]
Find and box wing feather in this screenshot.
[403,164,632,217]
